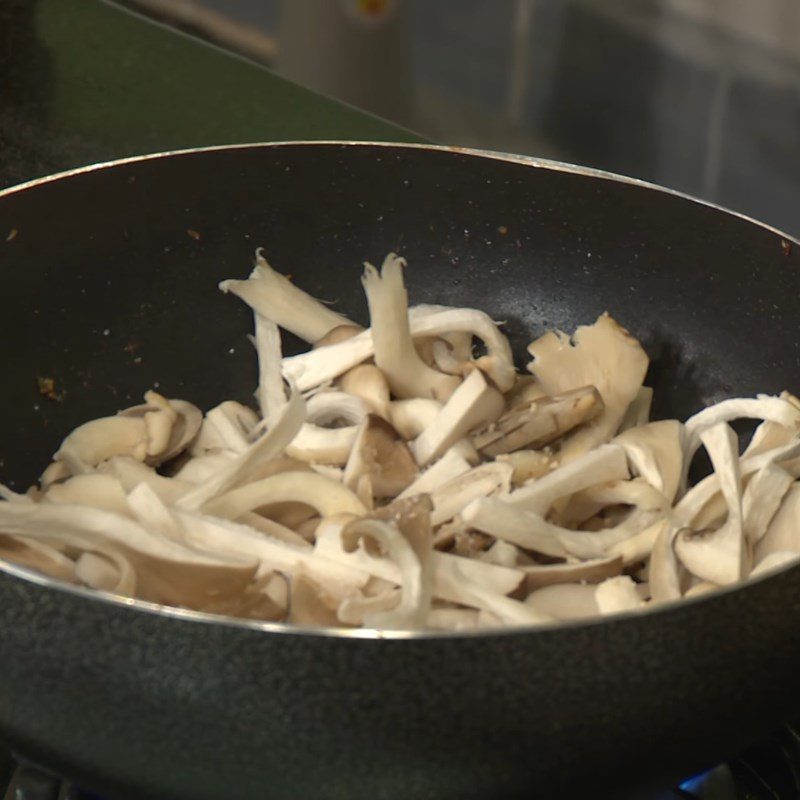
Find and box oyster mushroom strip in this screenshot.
[0,501,258,608]
[281,304,515,393]
[526,313,649,462]
[219,250,358,344]
[54,391,202,474]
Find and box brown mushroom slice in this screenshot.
[219,250,356,344]
[44,474,131,517]
[339,364,391,419]
[504,444,629,515]
[200,575,287,622]
[74,550,136,595]
[496,449,556,485]
[526,313,649,462]
[521,555,623,591]
[428,462,513,526]
[525,583,599,621]
[411,369,505,467]
[594,575,644,615]
[0,501,258,608]
[341,516,426,628]
[202,471,367,521]
[674,424,746,586]
[613,420,684,503]
[289,571,342,626]
[177,384,305,509]
[472,386,603,458]
[283,302,515,393]
[755,483,800,562]
[362,254,460,401]
[343,415,418,499]
[0,533,76,582]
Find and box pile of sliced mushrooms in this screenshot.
[2,251,800,631]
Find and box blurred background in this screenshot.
[117,0,800,236]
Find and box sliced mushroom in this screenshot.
[361,253,460,401]
[496,449,556,485]
[397,447,472,500]
[313,324,363,349]
[289,571,342,626]
[674,423,746,586]
[594,575,644,615]
[44,474,131,517]
[74,550,136,595]
[253,313,287,422]
[343,415,418,499]
[99,456,193,505]
[526,583,598,620]
[741,462,794,545]
[750,550,800,578]
[219,250,356,344]
[526,313,649,461]
[428,461,513,526]
[0,534,76,582]
[339,364,391,419]
[613,420,684,503]
[755,482,800,562]
[472,385,603,457]
[411,369,505,466]
[521,554,623,591]
[55,416,149,473]
[618,386,653,432]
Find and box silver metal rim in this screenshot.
[2,140,797,640]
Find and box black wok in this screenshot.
[1,143,800,800]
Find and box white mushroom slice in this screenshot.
[742,463,794,545]
[428,462,513,526]
[40,460,71,488]
[674,423,746,586]
[594,575,644,615]
[309,463,344,481]
[613,420,684,503]
[526,583,599,621]
[0,484,35,503]
[750,550,800,578]
[313,324,363,349]
[0,501,258,608]
[388,398,441,439]
[219,251,355,344]
[462,497,658,560]
[618,386,654,432]
[558,478,667,528]
[431,338,465,375]
[520,555,623,591]
[397,447,472,500]
[411,369,505,467]
[203,401,259,453]
[683,580,719,598]
[339,364,391,419]
[526,313,649,461]
[177,384,305,509]
[472,386,603,457]
[608,518,666,566]
[173,452,236,484]
[286,391,369,465]
[755,483,800,562]
[282,305,515,392]
[504,444,629,515]
[681,394,800,491]
[202,471,367,521]
[126,482,183,542]
[254,313,286,421]
[478,540,524,568]
[426,608,481,631]
[44,474,131,517]
[238,511,312,549]
[173,509,368,600]
[0,534,76,582]
[361,254,460,401]
[337,586,402,626]
[74,551,135,595]
[343,415,418,498]
[99,457,192,505]
[313,522,523,601]
[55,416,149,473]
[341,517,425,629]
[496,449,556,484]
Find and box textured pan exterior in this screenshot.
[1,143,800,799]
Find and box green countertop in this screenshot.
[1,0,424,188]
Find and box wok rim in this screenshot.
[2,139,798,641]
